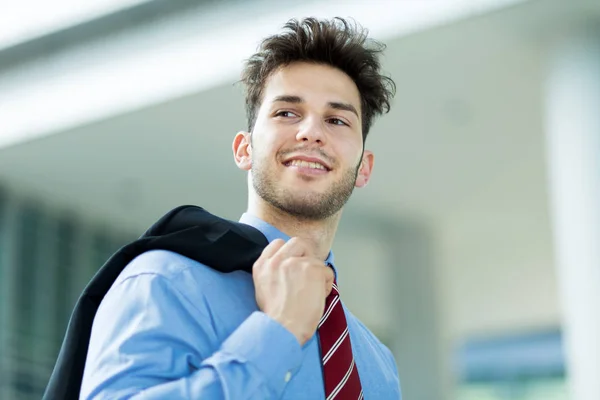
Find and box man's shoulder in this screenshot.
[115,249,253,293]
[117,249,201,280]
[107,249,256,331]
[115,249,237,289]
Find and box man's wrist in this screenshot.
[269,315,310,346]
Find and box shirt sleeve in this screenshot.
[79,271,303,400]
[385,347,403,399]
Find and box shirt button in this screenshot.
[284,371,292,382]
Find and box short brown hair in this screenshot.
[241,17,396,141]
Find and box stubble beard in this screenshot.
[251,156,360,221]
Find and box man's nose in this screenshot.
[296,117,326,144]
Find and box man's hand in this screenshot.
[252,238,335,346]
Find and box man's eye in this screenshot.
[275,111,297,118]
[328,118,348,126]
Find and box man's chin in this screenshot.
[267,194,331,219]
[281,179,329,194]
[277,204,335,221]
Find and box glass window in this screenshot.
[455,330,568,400]
[54,215,77,352]
[0,187,7,390]
[90,230,113,279]
[0,187,6,319]
[12,202,44,398]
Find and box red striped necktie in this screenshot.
[318,276,364,400]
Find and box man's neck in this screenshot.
[248,201,340,261]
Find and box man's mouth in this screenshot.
[284,159,329,171]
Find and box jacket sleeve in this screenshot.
[79,272,303,399]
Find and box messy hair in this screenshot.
[241,17,396,141]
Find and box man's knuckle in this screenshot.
[280,257,295,269]
[269,253,284,265]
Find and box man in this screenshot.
[79,17,399,399]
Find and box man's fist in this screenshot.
[252,238,335,345]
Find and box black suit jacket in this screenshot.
[42,205,269,400]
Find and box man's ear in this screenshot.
[232,131,252,171]
[355,150,374,188]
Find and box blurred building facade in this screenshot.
[0,188,134,399]
[0,0,599,399]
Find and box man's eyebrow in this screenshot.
[272,95,304,104]
[271,95,359,119]
[328,101,359,119]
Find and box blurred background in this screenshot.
[1,0,599,399]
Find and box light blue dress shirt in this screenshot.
[80,213,401,399]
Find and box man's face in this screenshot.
[234,61,374,220]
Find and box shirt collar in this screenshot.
[239,212,338,281]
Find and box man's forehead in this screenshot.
[263,63,360,101]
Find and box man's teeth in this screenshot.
[288,159,327,170]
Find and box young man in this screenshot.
[79,17,399,399]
